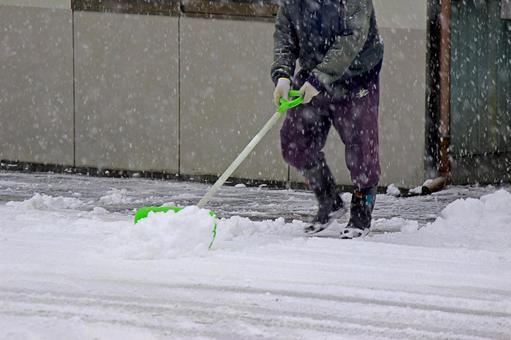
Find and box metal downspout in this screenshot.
[422,0,452,194]
[438,0,452,180]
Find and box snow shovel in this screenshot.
[134,90,304,248]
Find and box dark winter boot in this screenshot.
[302,162,346,234]
[341,187,377,239]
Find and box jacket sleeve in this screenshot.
[307,0,373,91]
[271,5,298,84]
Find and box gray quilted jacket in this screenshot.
[271,0,384,97]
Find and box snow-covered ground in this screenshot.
[1,172,510,339]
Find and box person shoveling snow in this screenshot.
[272,0,383,238]
[136,0,384,242]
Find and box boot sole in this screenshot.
[340,227,370,239]
[304,207,347,234]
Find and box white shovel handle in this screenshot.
[197,111,282,208]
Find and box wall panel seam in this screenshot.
[178,16,181,175]
[72,10,76,167]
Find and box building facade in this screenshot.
[0,0,509,187]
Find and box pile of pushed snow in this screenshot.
[112,206,215,259]
[426,189,511,249]
[109,207,306,259]
[6,193,85,210]
[373,189,511,252]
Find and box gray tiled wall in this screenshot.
[0,1,428,187]
[179,18,288,181]
[0,5,74,165]
[73,12,180,172]
[0,0,70,9]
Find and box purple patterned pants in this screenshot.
[280,77,380,189]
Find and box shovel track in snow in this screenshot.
[1,285,510,339]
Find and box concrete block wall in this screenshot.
[0,1,429,187]
[0,2,74,165]
[179,18,288,182]
[74,12,180,172]
[375,0,428,187]
[1,0,70,9]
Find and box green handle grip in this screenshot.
[278,90,304,113]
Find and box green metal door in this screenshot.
[451,0,511,183]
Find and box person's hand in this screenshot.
[299,81,320,104]
[273,78,291,106]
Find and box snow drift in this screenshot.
[372,189,511,252]
[3,189,510,258]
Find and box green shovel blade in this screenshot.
[134,206,184,223]
[134,206,218,249]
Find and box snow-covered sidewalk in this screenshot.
[1,172,510,339]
